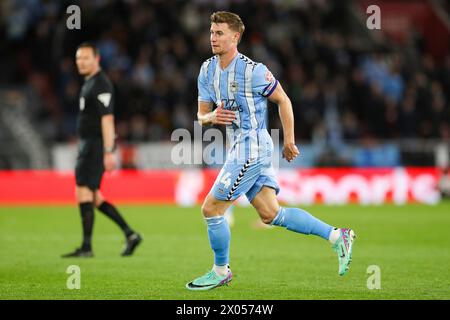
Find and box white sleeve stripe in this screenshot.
[213,59,221,105]
[244,63,259,159]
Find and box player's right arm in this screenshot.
[197,101,236,126]
[197,61,235,126]
[95,79,116,171]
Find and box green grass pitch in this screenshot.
[1,203,449,300]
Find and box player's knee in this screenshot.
[201,202,215,217]
[76,186,94,203]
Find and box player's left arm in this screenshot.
[96,83,116,171]
[101,114,116,171]
[267,83,300,162]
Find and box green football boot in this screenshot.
[186,269,233,291]
[332,228,356,276]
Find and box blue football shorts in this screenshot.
[211,131,280,202]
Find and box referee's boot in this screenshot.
[61,247,93,258]
[121,233,142,256]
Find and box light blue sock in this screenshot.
[271,207,333,240]
[205,216,230,266]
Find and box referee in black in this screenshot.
[62,42,142,257]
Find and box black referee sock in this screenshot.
[97,201,133,237]
[79,202,94,251]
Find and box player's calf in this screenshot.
[250,186,280,224]
[258,208,278,225]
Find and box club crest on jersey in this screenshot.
[230,81,239,93]
[79,97,85,111]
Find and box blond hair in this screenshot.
[210,11,245,43]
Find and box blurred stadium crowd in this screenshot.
[0,0,449,147]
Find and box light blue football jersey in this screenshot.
[198,53,280,201]
[198,52,278,162]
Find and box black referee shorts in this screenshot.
[75,138,104,191]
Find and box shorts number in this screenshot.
[220,172,231,189]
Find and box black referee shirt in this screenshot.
[77,70,114,139]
